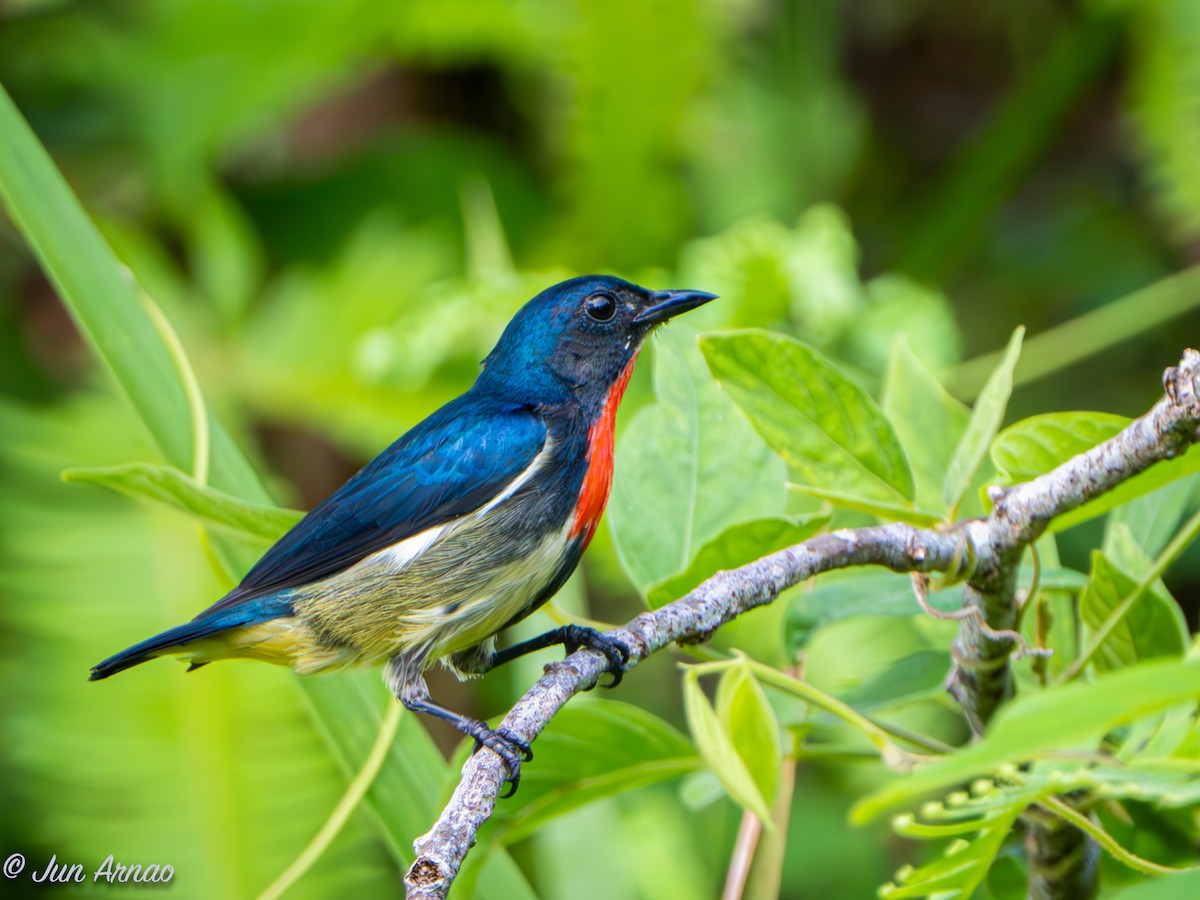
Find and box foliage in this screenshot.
[4,1,1200,898]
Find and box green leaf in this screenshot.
[645,515,827,608]
[1079,543,1188,673]
[789,484,943,526]
[992,411,1126,481]
[609,328,787,591]
[682,669,773,824]
[853,660,1200,822]
[787,566,1085,653]
[700,329,916,505]
[886,757,1200,898]
[0,85,536,896]
[1105,474,1200,561]
[943,326,1023,511]
[882,335,971,513]
[803,615,954,710]
[881,789,1031,899]
[482,700,700,845]
[298,674,446,859]
[715,664,782,811]
[991,411,1200,532]
[1111,871,1200,900]
[188,184,265,323]
[63,463,303,542]
[0,83,267,519]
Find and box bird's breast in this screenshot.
[570,353,638,547]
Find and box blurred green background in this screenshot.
[3,0,1200,897]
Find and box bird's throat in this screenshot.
[570,353,639,546]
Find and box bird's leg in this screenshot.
[489,625,631,688]
[384,655,531,798]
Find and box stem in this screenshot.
[1026,799,1100,900]
[744,759,797,900]
[141,292,210,486]
[1039,795,1200,877]
[744,661,926,769]
[721,810,762,900]
[1059,507,1200,682]
[257,701,404,900]
[952,263,1200,399]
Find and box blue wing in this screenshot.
[199,393,547,618]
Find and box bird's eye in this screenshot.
[584,292,617,322]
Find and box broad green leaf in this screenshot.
[1118,698,1200,762]
[943,326,1023,510]
[1104,520,1162,579]
[1111,871,1200,900]
[715,664,781,811]
[854,660,1200,822]
[480,700,700,845]
[991,411,1200,532]
[803,615,954,710]
[645,515,827,608]
[610,328,787,591]
[1079,545,1187,673]
[700,329,915,504]
[682,670,773,824]
[992,411,1126,480]
[63,463,303,542]
[882,335,971,513]
[678,771,726,812]
[1105,474,1200,561]
[789,484,943,525]
[787,566,1085,652]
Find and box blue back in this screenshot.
[200,392,547,618]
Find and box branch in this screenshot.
[949,349,1200,731]
[404,349,1200,900]
[405,524,965,897]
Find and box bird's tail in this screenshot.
[89,598,290,681]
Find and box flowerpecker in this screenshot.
[91,275,715,792]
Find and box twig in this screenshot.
[404,349,1200,900]
[912,572,1051,662]
[721,809,762,900]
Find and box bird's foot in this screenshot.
[467,722,533,798]
[561,625,631,689]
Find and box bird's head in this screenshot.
[477,275,716,412]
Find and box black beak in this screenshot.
[633,289,718,325]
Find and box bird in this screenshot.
[90,274,715,793]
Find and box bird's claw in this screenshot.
[562,625,631,689]
[469,724,533,798]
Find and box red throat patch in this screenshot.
[570,353,639,547]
